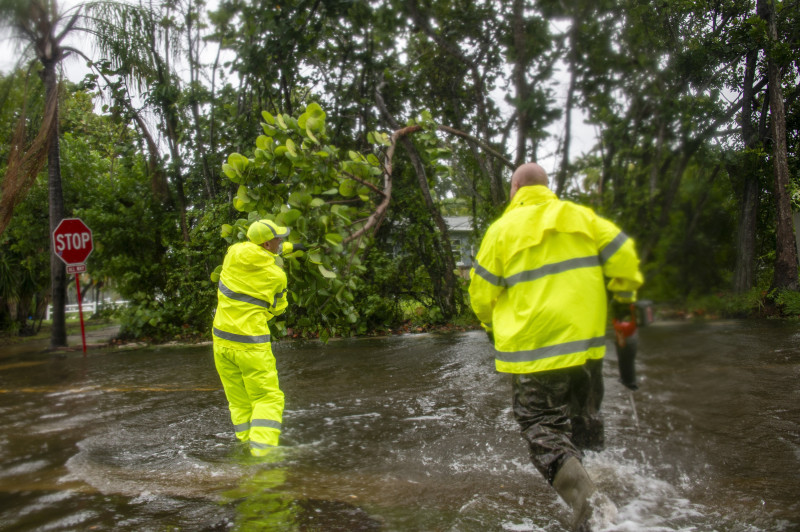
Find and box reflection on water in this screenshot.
[0,320,798,531]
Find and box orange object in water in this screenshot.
[613,305,639,390]
[612,318,637,339]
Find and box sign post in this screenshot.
[52,218,94,354]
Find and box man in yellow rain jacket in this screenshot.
[469,163,643,530]
[213,219,290,457]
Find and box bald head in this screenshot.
[510,163,549,199]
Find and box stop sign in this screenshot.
[52,218,93,265]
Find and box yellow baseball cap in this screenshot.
[246,219,290,244]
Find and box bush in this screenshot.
[685,288,766,318]
[774,289,800,318]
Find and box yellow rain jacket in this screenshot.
[212,241,288,454]
[213,241,288,346]
[469,185,643,374]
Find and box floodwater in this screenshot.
[0,320,798,531]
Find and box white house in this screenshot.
[444,216,477,277]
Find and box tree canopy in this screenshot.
[1,0,798,340]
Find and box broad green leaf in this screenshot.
[339,179,358,197]
[306,102,325,119]
[310,197,326,208]
[222,163,239,181]
[285,138,297,157]
[256,135,271,150]
[370,131,391,146]
[228,152,249,173]
[221,224,233,237]
[288,191,313,207]
[276,114,288,130]
[325,233,343,245]
[261,111,276,125]
[280,208,302,225]
[318,264,337,279]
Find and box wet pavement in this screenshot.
[0,320,798,531]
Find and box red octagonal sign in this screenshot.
[53,218,93,265]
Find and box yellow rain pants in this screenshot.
[214,343,284,455]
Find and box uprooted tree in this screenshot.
[214,102,514,341]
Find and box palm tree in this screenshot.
[0,0,76,347]
[0,0,154,347]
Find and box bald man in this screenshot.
[469,163,643,530]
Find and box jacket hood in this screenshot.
[226,241,276,271]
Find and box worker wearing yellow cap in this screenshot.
[213,219,290,456]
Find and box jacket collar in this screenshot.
[504,185,557,214]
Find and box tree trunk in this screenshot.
[511,0,529,167]
[761,0,799,291]
[185,1,216,200]
[556,15,582,196]
[43,62,67,348]
[374,90,460,319]
[733,48,760,293]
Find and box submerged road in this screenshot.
[0,320,798,531]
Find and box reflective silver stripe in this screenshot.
[504,256,600,288]
[599,232,629,264]
[474,255,600,289]
[250,441,276,449]
[218,281,271,308]
[213,327,270,344]
[473,262,505,287]
[495,336,605,363]
[234,422,250,432]
[615,291,634,301]
[251,419,282,430]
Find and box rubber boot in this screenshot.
[552,456,596,531]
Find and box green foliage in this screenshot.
[637,157,739,303]
[219,102,386,339]
[685,289,766,319]
[4,0,800,345]
[0,71,53,332]
[774,289,800,318]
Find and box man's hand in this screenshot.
[280,242,307,255]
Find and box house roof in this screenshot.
[444,216,472,232]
